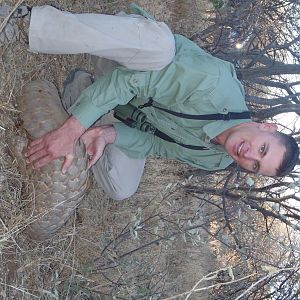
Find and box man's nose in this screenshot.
[243,148,260,160]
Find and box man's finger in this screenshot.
[26,149,49,164]
[88,156,97,169]
[27,136,44,149]
[61,154,74,174]
[25,141,45,157]
[87,149,104,169]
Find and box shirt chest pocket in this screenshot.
[181,92,218,115]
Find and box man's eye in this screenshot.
[259,145,265,154]
[253,162,259,172]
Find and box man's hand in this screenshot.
[25,116,86,173]
[80,125,116,168]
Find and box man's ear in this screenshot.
[259,122,278,132]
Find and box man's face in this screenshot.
[222,123,285,176]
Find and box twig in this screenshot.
[162,272,256,300]
[0,216,22,251]
[0,0,24,34]
[221,170,242,249]
[185,268,229,300]
[64,217,77,300]
[0,281,39,298]
[234,266,300,300]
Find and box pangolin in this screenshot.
[11,80,89,240]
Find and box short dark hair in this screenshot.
[275,132,299,177]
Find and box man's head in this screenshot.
[216,122,299,176]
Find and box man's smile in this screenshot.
[237,141,245,157]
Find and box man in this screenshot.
[3,4,298,200]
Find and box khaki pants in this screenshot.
[29,5,175,71]
[93,144,145,201]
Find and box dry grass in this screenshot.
[0,1,218,299]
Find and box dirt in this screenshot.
[0,1,217,299]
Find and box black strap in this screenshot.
[134,97,251,150]
[139,97,252,120]
[154,128,209,150]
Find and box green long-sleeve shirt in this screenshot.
[69,34,251,171]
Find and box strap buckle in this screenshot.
[223,113,231,121]
[138,97,154,109]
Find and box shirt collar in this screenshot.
[203,119,252,141]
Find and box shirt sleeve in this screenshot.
[68,68,143,128]
[113,122,160,158]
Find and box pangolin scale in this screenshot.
[12,80,89,240]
